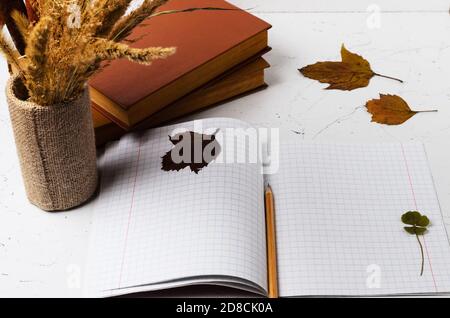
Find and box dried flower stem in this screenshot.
[109,0,168,42]
[25,16,52,104]
[1,0,28,54]
[90,38,176,64]
[11,10,30,41]
[0,31,23,74]
[86,0,134,37]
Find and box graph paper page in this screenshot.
[267,143,450,296]
[85,118,266,297]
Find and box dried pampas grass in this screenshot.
[1,0,232,106]
[1,0,176,106]
[0,31,23,72]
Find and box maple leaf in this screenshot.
[366,94,437,125]
[161,130,221,174]
[298,44,403,90]
[401,211,430,276]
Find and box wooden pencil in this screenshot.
[265,184,279,298]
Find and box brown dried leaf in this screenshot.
[161,131,221,174]
[299,44,403,90]
[366,94,437,125]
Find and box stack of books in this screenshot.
[90,0,271,146]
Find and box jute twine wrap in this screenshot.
[6,76,98,211]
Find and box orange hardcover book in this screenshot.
[89,0,271,129]
[93,57,269,146]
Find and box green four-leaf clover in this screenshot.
[401,211,430,276]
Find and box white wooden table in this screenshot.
[0,0,449,297]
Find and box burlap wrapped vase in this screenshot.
[6,76,98,211]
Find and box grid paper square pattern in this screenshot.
[267,142,450,296]
[85,118,266,297]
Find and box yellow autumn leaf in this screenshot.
[299,44,403,91]
[366,94,437,125]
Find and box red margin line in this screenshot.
[400,144,438,292]
[118,139,143,289]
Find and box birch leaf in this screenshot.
[366,94,437,125]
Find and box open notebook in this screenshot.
[85,118,450,297]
